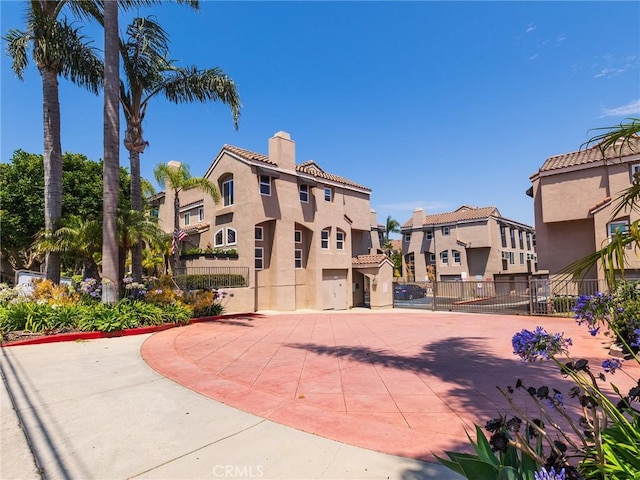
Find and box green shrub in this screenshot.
[174,273,246,290]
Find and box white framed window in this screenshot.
[404,233,411,243]
[520,252,525,264]
[214,229,224,247]
[428,253,436,263]
[184,212,190,226]
[510,228,516,248]
[198,207,204,222]
[259,175,271,196]
[452,250,461,264]
[324,187,332,202]
[336,231,345,250]
[321,229,330,249]
[222,178,234,207]
[441,226,450,236]
[509,251,515,265]
[255,226,263,241]
[518,230,524,249]
[255,247,264,270]
[632,163,640,180]
[226,228,237,246]
[294,249,302,269]
[299,184,309,203]
[294,229,302,244]
[500,225,507,248]
[608,221,629,237]
[440,251,448,265]
[425,230,433,240]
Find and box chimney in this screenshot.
[268,131,295,170]
[412,207,426,227]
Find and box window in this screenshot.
[198,207,204,222]
[526,233,531,250]
[440,251,448,265]
[151,207,159,218]
[452,250,461,264]
[426,230,433,240]
[441,226,450,236]
[324,187,332,202]
[295,249,302,269]
[259,175,271,196]
[321,229,330,249]
[404,233,411,243]
[214,229,224,247]
[255,248,263,270]
[518,230,524,249]
[428,253,436,263]
[510,228,516,248]
[299,184,309,203]
[336,231,345,250]
[520,252,525,265]
[632,163,640,180]
[226,228,237,245]
[255,226,263,241]
[184,212,190,226]
[509,251,515,265]
[294,230,302,244]
[608,221,629,237]
[500,226,507,248]
[222,178,234,207]
[406,253,415,282]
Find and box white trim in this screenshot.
[214,228,224,247]
[299,184,309,203]
[321,229,330,249]
[259,175,271,196]
[255,247,264,270]
[294,229,302,243]
[294,249,302,269]
[226,227,237,246]
[336,230,345,250]
[255,226,263,241]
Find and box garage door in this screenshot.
[322,269,348,310]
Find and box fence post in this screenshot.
[528,276,534,316]
[432,281,437,311]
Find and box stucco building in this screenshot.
[400,205,538,282]
[152,131,392,312]
[529,136,640,282]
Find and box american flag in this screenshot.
[177,229,188,242]
[171,236,177,254]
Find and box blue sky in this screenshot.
[2,1,639,232]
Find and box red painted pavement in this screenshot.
[141,311,639,462]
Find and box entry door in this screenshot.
[322,269,347,310]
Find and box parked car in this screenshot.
[394,284,427,301]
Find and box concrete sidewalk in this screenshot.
[0,334,460,480]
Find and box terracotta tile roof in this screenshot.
[352,254,391,266]
[402,205,499,228]
[589,196,612,214]
[223,144,275,166]
[183,222,210,234]
[296,161,371,191]
[539,136,640,173]
[223,145,370,191]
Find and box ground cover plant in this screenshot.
[0,276,227,342]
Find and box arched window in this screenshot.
[220,174,234,207]
[226,228,237,246]
[214,229,224,247]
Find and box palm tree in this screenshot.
[384,215,400,243]
[33,215,102,280]
[120,16,241,282]
[154,161,220,273]
[4,1,103,284]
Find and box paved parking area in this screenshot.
[142,310,636,462]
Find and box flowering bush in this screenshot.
[438,291,640,480]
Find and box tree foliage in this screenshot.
[0,150,131,270]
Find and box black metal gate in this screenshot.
[392,279,606,316]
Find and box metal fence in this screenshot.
[173,267,250,290]
[393,279,608,316]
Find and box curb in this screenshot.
[0,313,260,348]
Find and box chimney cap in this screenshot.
[273,131,291,140]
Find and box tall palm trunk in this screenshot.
[125,119,146,282]
[102,0,120,303]
[172,190,180,274]
[41,67,63,284]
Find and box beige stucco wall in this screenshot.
[154,132,382,313]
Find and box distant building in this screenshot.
[152,131,393,312]
[400,205,538,282]
[529,136,640,282]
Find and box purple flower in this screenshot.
[602,358,623,374]
[573,292,613,335]
[535,467,566,480]
[631,329,640,348]
[512,327,572,362]
[547,390,564,410]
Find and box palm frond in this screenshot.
[582,118,640,158]
[183,177,220,204]
[160,66,241,128]
[3,28,31,80]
